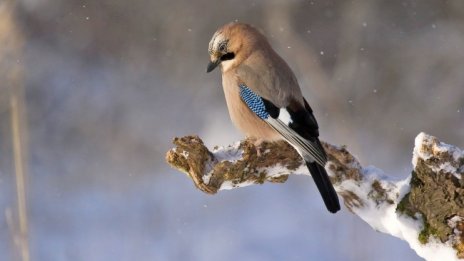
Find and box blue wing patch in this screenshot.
[239,84,269,120]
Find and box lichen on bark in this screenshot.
[396,134,464,255]
[166,133,464,260]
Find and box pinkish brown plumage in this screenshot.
[208,23,303,139]
[207,22,340,213]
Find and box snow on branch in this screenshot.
[166,133,463,261]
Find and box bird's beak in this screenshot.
[206,59,220,73]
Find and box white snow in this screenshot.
[204,132,463,260]
[219,163,308,191]
[332,132,462,261]
[412,132,429,166]
[448,216,463,231]
[448,216,464,254]
[413,132,463,180]
[181,150,189,158]
[201,157,216,184]
[218,157,308,191]
[259,164,291,178]
[202,142,243,184]
[332,163,459,261]
[259,163,308,179]
[213,141,243,163]
[220,179,260,190]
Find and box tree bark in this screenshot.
[166,133,463,261]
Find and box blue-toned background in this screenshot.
[1,0,463,260]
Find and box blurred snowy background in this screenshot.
[1,0,463,260]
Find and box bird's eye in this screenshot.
[218,43,227,52]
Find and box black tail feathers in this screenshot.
[306,161,340,213]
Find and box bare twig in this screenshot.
[1,1,30,261]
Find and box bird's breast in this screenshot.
[222,74,281,141]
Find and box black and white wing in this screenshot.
[239,83,327,166]
[239,83,340,213]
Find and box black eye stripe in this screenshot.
[221,52,235,61]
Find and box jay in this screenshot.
[206,22,340,213]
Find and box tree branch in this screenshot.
[166,133,463,261]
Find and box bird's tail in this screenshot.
[306,161,340,213]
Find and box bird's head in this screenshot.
[207,22,265,73]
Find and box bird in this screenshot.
[206,22,340,213]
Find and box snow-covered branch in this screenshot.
[166,133,463,260]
